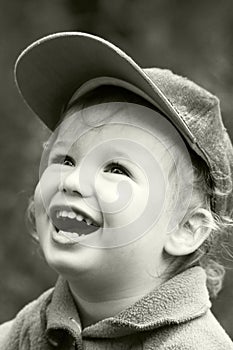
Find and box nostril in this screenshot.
[59,186,81,196]
[58,182,66,192]
[59,187,67,193]
[72,189,81,195]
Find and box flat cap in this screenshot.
[14,32,233,217]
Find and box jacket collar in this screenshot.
[44,266,211,340]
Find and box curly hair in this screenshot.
[165,148,233,298]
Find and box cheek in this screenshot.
[94,174,149,227]
[94,174,125,204]
[34,182,44,217]
[34,167,60,217]
[33,182,47,245]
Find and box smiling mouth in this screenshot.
[50,208,101,241]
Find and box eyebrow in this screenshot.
[105,149,132,159]
[48,140,65,154]
[53,141,134,165]
[53,139,67,148]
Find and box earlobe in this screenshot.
[164,208,213,256]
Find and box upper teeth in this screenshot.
[56,210,93,226]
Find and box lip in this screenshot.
[47,202,102,244]
[48,204,102,245]
[51,226,87,245]
[50,225,97,245]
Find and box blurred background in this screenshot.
[1,0,233,338]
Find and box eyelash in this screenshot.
[104,162,130,177]
[50,156,130,177]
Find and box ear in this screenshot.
[164,208,213,256]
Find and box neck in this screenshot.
[68,276,163,328]
[64,229,170,328]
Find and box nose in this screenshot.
[58,166,92,197]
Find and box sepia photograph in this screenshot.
[1,1,233,348]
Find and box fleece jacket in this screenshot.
[0,266,232,350]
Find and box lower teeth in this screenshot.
[58,229,86,238]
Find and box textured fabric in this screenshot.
[144,67,233,217]
[0,267,232,349]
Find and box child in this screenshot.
[1,32,233,349]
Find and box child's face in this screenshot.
[34,101,190,286]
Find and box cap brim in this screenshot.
[14,32,195,144]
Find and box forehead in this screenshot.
[54,102,180,152]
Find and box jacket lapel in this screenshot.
[45,266,211,340]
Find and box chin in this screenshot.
[40,235,100,279]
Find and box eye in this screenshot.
[50,155,75,167]
[104,162,130,177]
[63,156,75,167]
